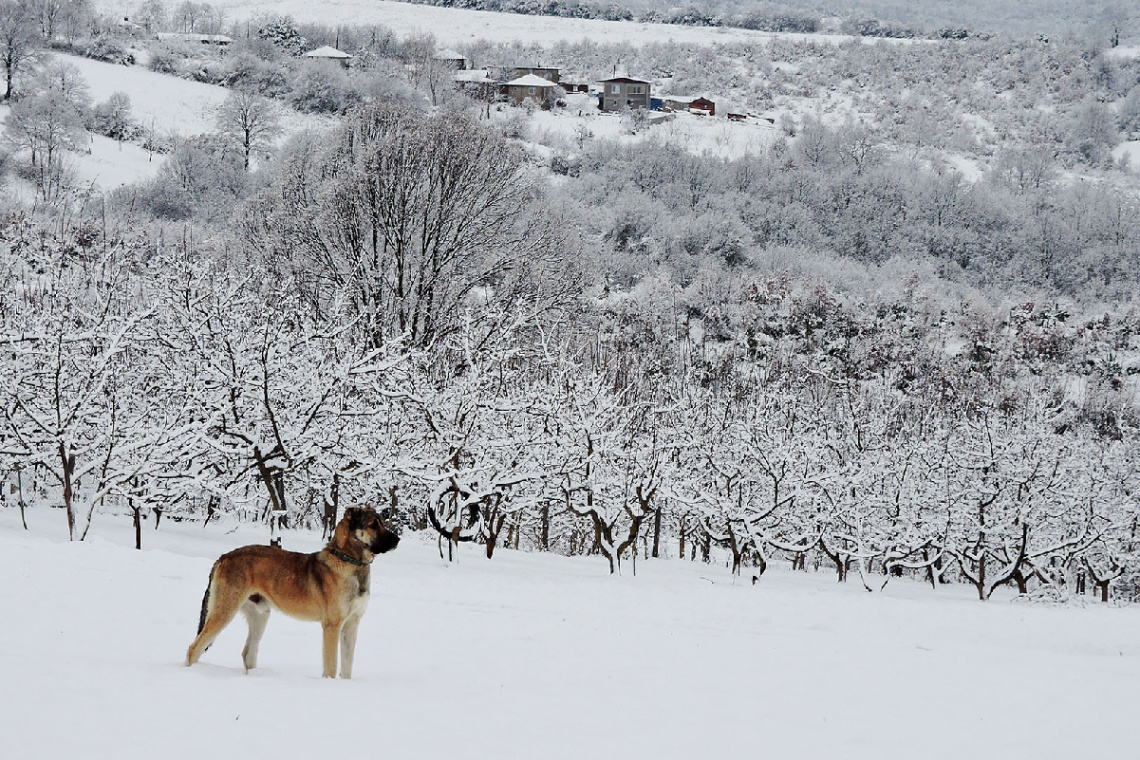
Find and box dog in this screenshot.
[186,506,400,678]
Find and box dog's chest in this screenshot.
[346,570,371,608]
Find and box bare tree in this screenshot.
[4,90,85,198]
[0,238,187,541]
[242,106,580,349]
[401,33,451,107]
[215,89,281,170]
[134,0,167,33]
[0,0,39,101]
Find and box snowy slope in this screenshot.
[2,510,1138,760]
[520,94,779,158]
[70,133,165,189]
[63,53,231,136]
[96,0,860,48]
[6,53,333,191]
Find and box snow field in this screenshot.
[517,94,779,159]
[10,52,334,191]
[95,0,861,49]
[2,510,1139,759]
[63,53,232,136]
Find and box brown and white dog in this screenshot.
[186,506,400,678]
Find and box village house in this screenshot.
[435,49,469,70]
[503,74,558,108]
[662,95,693,112]
[599,77,651,112]
[303,46,352,68]
[507,66,559,83]
[454,69,498,101]
[662,95,715,115]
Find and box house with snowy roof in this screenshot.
[503,74,558,107]
[304,46,352,68]
[434,49,469,70]
[663,95,715,115]
[455,69,498,101]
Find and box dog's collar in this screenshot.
[327,548,370,567]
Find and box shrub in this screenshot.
[148,43,185,74]
[90,92,142,142]
[226,52,294,97]
[288,64,359,114]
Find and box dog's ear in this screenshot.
[343,507,362,527]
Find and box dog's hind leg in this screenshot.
[240,595,271,672]
[186,585,243,667]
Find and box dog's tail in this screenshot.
[197,561,217,636]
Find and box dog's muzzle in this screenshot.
[372,531,400,554]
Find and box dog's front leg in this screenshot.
[339,616,361,679]
[322,621,342,678]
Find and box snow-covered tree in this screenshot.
[215,89,281,170]
[0,0,39,101]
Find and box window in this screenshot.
[610,84,620,93]
[630,85,643,94]
[528,87,536,94]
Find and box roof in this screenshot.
[435,49,466,60]
[304,46,352,59]
[601,77,650,84]
[506,74,557,88]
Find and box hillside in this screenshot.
[95,0,860,47]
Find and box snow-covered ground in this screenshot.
[0,52,334,192]
[1113,140,1140,171]
[73,133,166,189]
[2,508,1138,759]
[1105,45,1140,60]
[517,93,779,159]
[64,53,231,136]
[97,0,863,49]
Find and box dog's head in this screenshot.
[344,506,401,555]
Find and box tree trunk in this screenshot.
[923,548,938,590]
[323,473,340,539]
[1011,567,1028,595]
[16,465,28,530]
[819,538,848,582]
[486,512,506,559]
[728,531,743,576]
[651,500,662,558]
[59,442,77,540]
[540,501,550,551]
[133,504,142,550]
